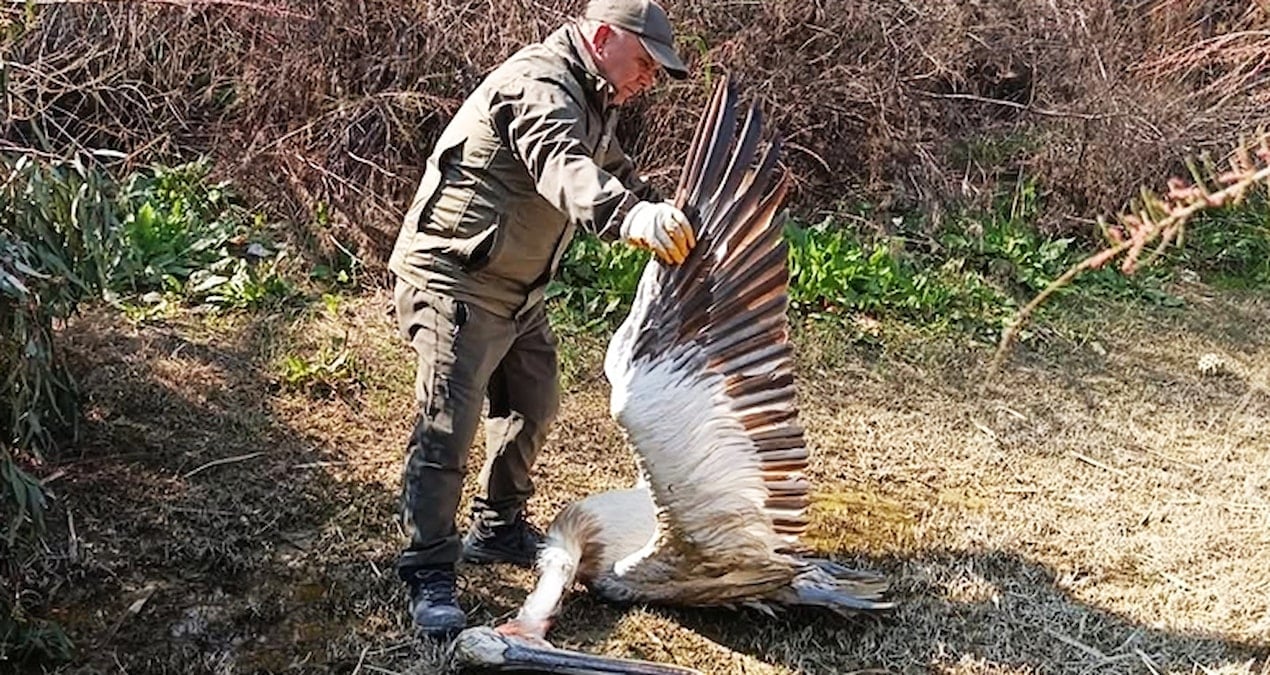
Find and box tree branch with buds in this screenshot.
[989,132,1270,375]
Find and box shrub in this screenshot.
[277,343,362,400]
[1177,195,1270,287]
[786,221,957,319]
[114,160,240,292]
[938,180,1074,295]
[547,234,649,332]
[116,161,295,309]
[991,136,1270,371]
[1,154,119,455]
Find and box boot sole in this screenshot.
[416,623,465,640]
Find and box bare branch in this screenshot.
[989,132,1270,375]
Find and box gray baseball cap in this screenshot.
[584,0,689,80]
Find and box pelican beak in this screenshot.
[452,626,700,674]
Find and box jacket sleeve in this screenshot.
[490,79,638,242]
[600,131,663,203]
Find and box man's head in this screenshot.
[580,0,687,104]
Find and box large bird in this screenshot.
[454,77,892,674]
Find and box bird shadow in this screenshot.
[657,549,1268,674]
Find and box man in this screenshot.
[388,0,696,637]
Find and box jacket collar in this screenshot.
[546,23,615,110]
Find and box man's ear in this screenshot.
[592,23,615,50]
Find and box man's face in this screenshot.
[593,24,659,105]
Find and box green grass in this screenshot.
[1174,194,1270,288]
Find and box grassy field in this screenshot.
[34,277,1269,674]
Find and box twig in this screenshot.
[1069,451,1127,476]
[1122,445,1205,473]
[66,509,79,564]
[998,406,1027,420]
[970,419,998,441]
[106,584,159,641]
[916,91,1113,121]
[328,234,365,267]
[182,451,265,478]
[1043,626,1108,660]
[346,150,402,181]
[785,141,833,175]
[990,141,1270,374]
[990,243,1129,371]
[164,506,240,516]
[293,460,348,469]
[11,0,316,20]
[351,645,371,675]
[1135,649,1164,675]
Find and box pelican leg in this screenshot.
[509,543,578,639]
[452,626,700,674]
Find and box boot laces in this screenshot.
[414,568,457,605]
[475,509,542,544]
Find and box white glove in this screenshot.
[619,201,696,265]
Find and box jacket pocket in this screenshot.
[460,217,503,272]
[406,136,467,233]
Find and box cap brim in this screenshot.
[639,35,688,80]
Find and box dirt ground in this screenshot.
[33,281,1270,675]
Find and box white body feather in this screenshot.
[606,264,784,561]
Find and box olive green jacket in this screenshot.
[388,24,658,318]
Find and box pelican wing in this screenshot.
[605,77,806,563]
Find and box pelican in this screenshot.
[454,77,893,673]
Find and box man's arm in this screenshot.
[490,79,636,242]
[491,79,693,263]
[599,132,663,203]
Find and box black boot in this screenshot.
[461,507,544,568]
[407,566,466,638]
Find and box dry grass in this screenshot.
[31,281,1269,674]
[4,1,1267,268]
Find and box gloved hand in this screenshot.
[620,201,696,265]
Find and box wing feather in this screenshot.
[605,76,808,562]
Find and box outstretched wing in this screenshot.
[605,77,806,563]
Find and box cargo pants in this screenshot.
[393,278,560,579]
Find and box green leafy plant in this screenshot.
[1,153,288,662]
[937,179,1075,294]
[1,154,120,456]
[548,233,649,332]
[188,254,293,310]
[115,160,241,293]
[1176,194,1270,287]
[786,220,956,318]
[783,218,1028,337]
[114,163,295,310]
[278,343,361,399]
